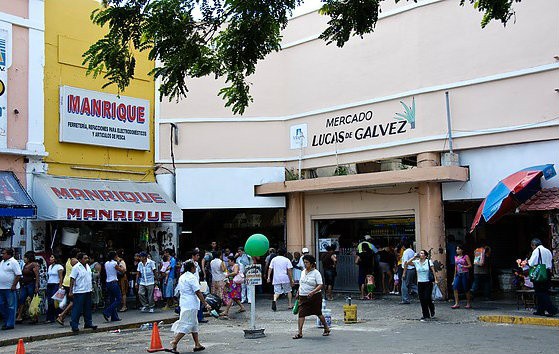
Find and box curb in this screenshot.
[478,315,559,327]
[0,317,177,347]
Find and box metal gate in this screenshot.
[332,248,359,292]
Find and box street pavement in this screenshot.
[0,293,557,353]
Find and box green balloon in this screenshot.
[245,233,270,257]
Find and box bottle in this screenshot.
[322,298,327,310]
[347,296,352,306]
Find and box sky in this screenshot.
[291,0,322,17]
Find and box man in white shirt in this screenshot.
[136,251,157,313]
[528,238,557,317]
[400,241,418,304]
[267,248,294,311]
[0,248,22,330]
[69,253,97,333]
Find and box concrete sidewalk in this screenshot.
[1,292,556,347]
[0,307,179,346]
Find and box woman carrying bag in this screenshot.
[293,254,330,339]
[404,250,437,321]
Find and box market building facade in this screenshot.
[156,0,559,292]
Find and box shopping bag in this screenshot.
[292,299,299,315]
[529,264,548,282]
[52,288,66,301]
[29,294,41,317]
[59,295,68,310]
[153,286,163,301]
[432,283,443,301]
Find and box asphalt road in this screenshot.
[1,313,557,354]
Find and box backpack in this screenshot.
[473,247,485,266]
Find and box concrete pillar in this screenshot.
[417,152,448,299]
[286,192,305,254]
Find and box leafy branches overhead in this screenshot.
[83,0,522,115]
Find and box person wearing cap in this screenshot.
[358,235,378,253]
[136,252,157,313]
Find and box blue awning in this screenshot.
[0,171,36,218]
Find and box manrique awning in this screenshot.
[33,175,182,223]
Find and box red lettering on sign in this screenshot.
[137,106,145,123]
[127,106,136,122]
[91,99,102,117]
[99,209,112,220]
[68,95,80,113]
[83,209,97,220]
[134,192,153,203]
[52,187,72,199]
[147,211,160,222]
[161,212,172,222]
[148,193,165,203]
[102,101,112,119]
[114,210,126,220]
[98,190,118,202]
[67,208,81,220]
[69,188,87,200]
[84,189,103,201]
[119,191,138,203]
[117,104,126,122]
[134,211,146,221]
[80,97,91,116]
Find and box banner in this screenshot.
[0,21,11,149]
[59,86,150,150]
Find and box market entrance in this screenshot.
[180,208,285,257]
[314,215,416,292]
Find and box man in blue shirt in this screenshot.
[163,249,177,310]
[136,252,157,313]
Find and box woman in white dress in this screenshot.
[170,260,212,353]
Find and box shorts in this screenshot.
[273,283,292,295]
[379,262,391,273]
[19,283,35,303]
[324,269,336,287]
[453,272,469,293]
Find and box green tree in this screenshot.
[83,0,522,115]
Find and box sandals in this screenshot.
[193,346,205,352]
[168,350,180,354]
[465,305,472,309]
[323,330,331,336]
[56,317,65,326]
[451,305,460,309]
[292,333,303,339]
[237,308,246,313]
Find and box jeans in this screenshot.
[19,283,35,304]
[401,268,418,303]
[470,273,491,299]
[70,292,94,330]
[418,281,435,319]
[103,281,121,321]
[138,284,155,309]
[0,289,18,328]
[46,284,61,322]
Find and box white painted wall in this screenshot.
[176,167,286,209]
[442,140,559,200]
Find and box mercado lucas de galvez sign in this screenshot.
[59,86,150,150]
[310,98,416,147]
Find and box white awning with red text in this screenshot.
[33,175,183,223]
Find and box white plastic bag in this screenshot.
[59,295,68,309]
[432,283,443,301]
[52,288,66,301]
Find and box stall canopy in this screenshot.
[0,171,36,218]
[470,164,556,232]
[33,175,183,223]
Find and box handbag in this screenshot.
[292,299,299,315]
[529,249,548,282]
[428,260,435,283]
[153,286,163,301]
[233,272,245,284]
[51,288,66,301]
[29,294,41,317]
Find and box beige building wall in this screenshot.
[159,0,559,171]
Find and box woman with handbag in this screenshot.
[219,256,246,319]
[16,251,40,324]
[293,254,330,339]
[46,254,64,323]
[404,250,437,321]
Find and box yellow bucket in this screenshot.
[343,304,357,323]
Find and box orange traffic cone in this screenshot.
[147,322,165,353]
[15,339,25,354]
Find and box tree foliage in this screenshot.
[83,0,522,115]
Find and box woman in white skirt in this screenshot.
[171,260,212,353]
